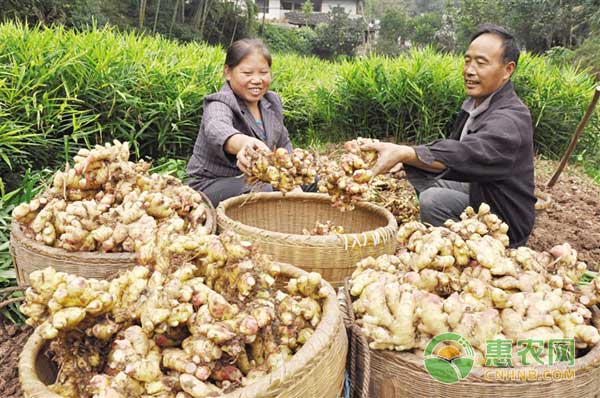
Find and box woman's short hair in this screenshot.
[225,39,272,69]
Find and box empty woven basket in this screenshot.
[217,192,398,287]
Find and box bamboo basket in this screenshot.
[10,193,216,285]
[342,279,600,398]
[217,192,398,287]
[19,262,348,398]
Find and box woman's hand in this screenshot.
[236,137,269,174]
[359,142,408,176]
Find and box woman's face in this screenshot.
[225,51,272,106]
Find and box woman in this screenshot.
[187,39,312,206]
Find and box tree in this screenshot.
[435,10,458,52]
[375,9,411,55]
[451,0,594,54]
[312,6,366,59]
[0,0,102,27]
[364,0,409,18]
[302,0,313,26]
[410,12,443,47]
[411,0,445,14]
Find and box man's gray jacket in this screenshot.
[408,81,536,247]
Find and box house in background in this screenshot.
[256,0,363,21]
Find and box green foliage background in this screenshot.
[0,22,598,193]
[262,24,316,56]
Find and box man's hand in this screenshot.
[359,142,408,176]
[389,162,404,173]
[236,138,269,174]
[360,142,447,175]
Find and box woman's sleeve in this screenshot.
[272,93,293,151]
[202,101,242,159]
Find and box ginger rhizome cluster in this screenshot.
[350,203,600,366]
[317,138,379,211]
[368,175,420,225]
[20,230,328,398]
[12,140,209,253]
[302,220,345,236]
[244,146,318,193]
[242,138,382,211]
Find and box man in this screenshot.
[363,25,536,248]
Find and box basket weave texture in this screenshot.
[342,278,600,398]
[217,192,398,287]
[9,193,216,285]
[19,262,348,398]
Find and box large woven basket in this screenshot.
[10,194,216,285]
[342,279,600,398]
[19,262,348,398]
[217,192,398,287]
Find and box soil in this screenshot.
[0,158,598,398]
[0,324,32,398]
[529,160,600,268]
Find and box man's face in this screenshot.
[463,33,515,105]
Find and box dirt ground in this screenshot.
[529,160,600,268]
[0,324,32,398]
[0,159,598,398]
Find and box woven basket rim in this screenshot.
[343,277,600,383]
[11,221,136,261]
[217,192,398,246]
[366,334,600,376]
[196,189,218,235]
[18,262,344,398]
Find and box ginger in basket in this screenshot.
[302,220,345,236]
[12,140,210,253]
[20,229,331,398]
[349,204,600,365]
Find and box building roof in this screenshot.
[285,10,363,26]
[285,11,331,26]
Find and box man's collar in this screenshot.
[461,80,511,115]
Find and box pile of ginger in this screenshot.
[244,146,318,193]
[14,140,332,398]
[20,229,329,398]
[242,138,380,211]
[350,203,600,366]
[316,138,379,211]
[12,140,209,253]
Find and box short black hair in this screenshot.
[225,39,272,69]
[470,24,520,68]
